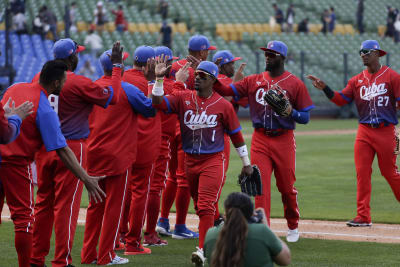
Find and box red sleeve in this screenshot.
[31,72,40,83]
[171,81,186,95]
[292,80,314,111]
[109,67,122,105]
[164,93,182,113]
[214,76,251,98]
[229,131,244,145]
[223,101,242,134]
[0,103,19,144]
[0,103,10,136]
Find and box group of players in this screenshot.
[0,31,400,267]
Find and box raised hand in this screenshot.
[154,54,171,78]
[186,55,201,70]
[111,41,123,64]
[144,58,156,81]
[176,62,190,83]
[233,63,247,83]
[307,75,326,90]
[4,98,34,120]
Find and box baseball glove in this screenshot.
[395,129,400,155]
[263,86,292,117]
[238,165,262,197]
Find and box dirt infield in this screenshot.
[2,205,399,244]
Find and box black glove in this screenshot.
[238,165,262,197]
[264,86,292,117]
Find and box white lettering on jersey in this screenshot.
[360,83,387,101]
[48,94,59,114]
[183,110,218,130]
[255,88,267,106]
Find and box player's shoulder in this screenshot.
[385,66,400,77]
[173,59,187,68]
[70,72,94,84]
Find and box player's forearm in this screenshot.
[322,86,348,106]
[0,115,21,144]
[109,66,122,105]
[151,78,165,105]
[56,146,89,182]
[213,82,236,96]
[231,131,250,166]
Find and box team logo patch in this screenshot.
[103,88,109,95]
[69,49,73,55]
[184,110,217,130]
[201,45,206,49]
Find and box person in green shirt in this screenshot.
[204,192,291,267]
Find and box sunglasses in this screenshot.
[195,71,213,80]
[264,51,281,58]
[359,49,376,56]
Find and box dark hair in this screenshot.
[210,192,253,267]
[133,60,147,68]
[39,60,68,85]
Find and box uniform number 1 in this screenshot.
[377,96,389,107]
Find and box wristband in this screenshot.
[235,145,248,157]
[152,79,164,96]
[113,63,123,69]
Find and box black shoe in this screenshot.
[65,265,75,267]
[214,215,224,227]
[346,217,372,227]
[30,264,47,267]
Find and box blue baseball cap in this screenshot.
[154,46,179,61]
[53,38,85,59]
[133,46,155,63]
[99,49,130,71]
[188,35,216,51]
[196,61,220,82]
[260,40,287,58]
[212,50,242,66]
[360,40,386,57]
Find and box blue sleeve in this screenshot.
[227,125,242,135]
[291,109,310,124]
[36,92,67,151]
[122,82,156,118]
[104,85,114,108]
[2,115,22,144]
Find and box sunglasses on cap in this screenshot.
[195,71,213,80]
[264,51,281,58]
[359,49,376,56]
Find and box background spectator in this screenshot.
[78,60,97,81]
[111,4,127,32]
[32,14,47,39]
[84,27,103,58]
[94,1,108,31]
[158,21,172,48]
[394,12,400,43]
[385,6,397,39]
[39,5,58,40]
[321,9,329,34]
[12,11,28,35]
[272,3,284,29]
[285,4,295,32]
[10,0,25,15]
[328,7,336,33]
[68,2,78,33]
[298,18,309,34]
[356,0,364,34]
[158,0,169,20]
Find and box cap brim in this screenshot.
[260,47,285,57]
[232,57,242,62]
[378,50,386,57]
[76,45,85,53]
[196,69,220,83]
[172,56,179,60]
[208,46,217,50]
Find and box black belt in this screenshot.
[256,128,287,137]
[363,122,389,128]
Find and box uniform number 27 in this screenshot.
[377,96,389,107]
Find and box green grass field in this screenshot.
[2,118,400,266]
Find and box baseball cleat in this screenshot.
[191,246,205,267]
[115,240,125,251]
[346,217,372,227]
[124,246,151,255]
[172,224,199,239]
[143,232,168,246]
[286,228,300,242]
[214,215,224,227]
[156,217,172,236]
[106,255,129,265]
[30,264,47,267]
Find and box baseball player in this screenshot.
[212,50,248,226]
[156,35,217,239]
[121,46,162,255]
[81,49,156,265]
[0,60,105,267]
[30,39,123,267]
[170,34,216,90]
[151,59,253,266]
[307,40,400,227]
[211,41,314,243]
[143,46,180,246]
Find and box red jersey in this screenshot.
[216,71,314,130]
[32,68,122,139]
[0,82,67,165]
[87,76,156,176]
[123,69,161,165]
[218,74,249,112]
[163,90,241,154]
[334,66,400,125]
[171,59,195,90]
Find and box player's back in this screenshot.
[171,59,195,90]
[0,82,46,164]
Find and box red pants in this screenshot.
[145,136,171,234]
[252,129,299,230]
[0,162,35,267]
[31,140,85,267]
[125,162,155,249]
[185,152,226,248]
[0,180,4,224]
[81,169,130,265]
[354,124,400,222]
